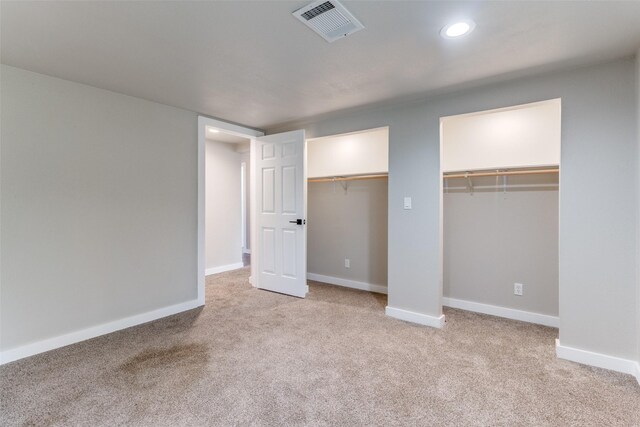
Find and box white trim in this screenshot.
[635,362,640,385]
[205,262,244,276]
[0,299,201,365]
[198,116,264,305]
[307,273,387,294]
[243,248,252,254]
[442,297,559,328]
[556,340,640,383]
[385,306,445,328]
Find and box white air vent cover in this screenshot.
[293,0,364,43]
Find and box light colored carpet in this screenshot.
[1,267,638,426]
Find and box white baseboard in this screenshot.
[385,306,445,328]
[205,262,244,276]
[556,339,640,384]
[0,299,202,366]
[307,273,387,294]
[442,297,559,328]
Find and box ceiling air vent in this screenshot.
[293,0,364,43]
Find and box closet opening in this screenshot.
[305,127,389,308]
[440,99,561,329]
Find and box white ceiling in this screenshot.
[2,1,640,130]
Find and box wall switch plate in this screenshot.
[514,283,524,296]
[403,197,412,209]
[345,258,350,268]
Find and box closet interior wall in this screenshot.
[443,174,559,317]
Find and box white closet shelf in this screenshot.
[308,173,388,183]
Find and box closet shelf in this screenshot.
[308,173,388,183]
[443,167,559,179]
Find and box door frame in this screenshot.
[197,116,264,305]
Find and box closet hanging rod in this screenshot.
[308,174,388,183]
[443,168,559,179]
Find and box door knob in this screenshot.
[289,219,305,225]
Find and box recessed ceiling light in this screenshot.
[441,20,475,39]
[208,128,219,133]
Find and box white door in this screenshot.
[255,130,307,298]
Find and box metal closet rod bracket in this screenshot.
[334,177,348,192]
[465,172,474,195]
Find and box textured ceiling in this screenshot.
[3,1,640,129]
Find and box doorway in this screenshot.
[204,128,251,273]
[197,117,308,303]
[197,117,263,304]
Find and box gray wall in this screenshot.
[555,60,636,360]
[308,179,388,287]
[205,140,242,270]
[1,65,198,351]
[444,188,559,316]
[270,58,638,361]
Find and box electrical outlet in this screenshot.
[344,258,350,268]
[514,283,524,296]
